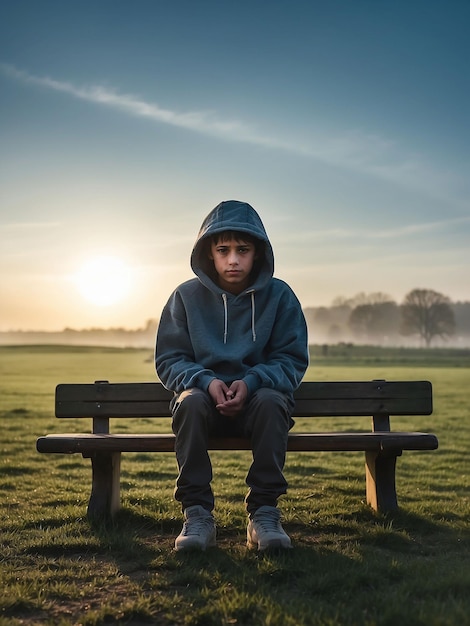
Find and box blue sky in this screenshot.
[1,0,469,331]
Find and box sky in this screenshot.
[1,0,469,332]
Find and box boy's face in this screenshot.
[209,237,257,294]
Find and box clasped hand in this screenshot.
[208,379,247,417]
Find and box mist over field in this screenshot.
[2,298,470,348]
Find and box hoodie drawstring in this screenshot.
[250,291,257,342]
[222,293,228,344]
[221,291,256,344]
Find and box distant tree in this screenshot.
[452,302,470,335]
[334,292,394,308]
[349,301,400,341]
[349,305,375,340]
[313,307,331,326]
[400,289,455,347]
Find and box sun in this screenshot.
[75,256,133,306]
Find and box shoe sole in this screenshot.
[174,543,216,552]
[175,535,217,552]
[247,537,292,551]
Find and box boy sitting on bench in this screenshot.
[156,200,309,551]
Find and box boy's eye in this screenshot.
[214,245,252,254]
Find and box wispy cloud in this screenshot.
[0,63,267,144]
[278,214,470,243]
[1,63,466,204]
[0,220,62,230]
[1,64,389,156]
[373,215,470,238]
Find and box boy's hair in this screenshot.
[210,230,263,254]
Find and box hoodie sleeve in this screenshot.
[241,287,309,396]
[155,289,217,393]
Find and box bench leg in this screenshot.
[86,452,121,519]
[365,450,401,513]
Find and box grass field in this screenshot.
[1,345,469,625]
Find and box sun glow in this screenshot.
[75,256,133,306]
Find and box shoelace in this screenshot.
[253,510,280,532]
[182,516,213,536]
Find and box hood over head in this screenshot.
[191,200,274,293]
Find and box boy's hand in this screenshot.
[208,379,230,407]
[209,379,247,416]
[223,380,248,415]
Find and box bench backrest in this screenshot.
[56,381,432,433]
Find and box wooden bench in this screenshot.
[36,379,438,519]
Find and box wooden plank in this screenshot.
[36,431,438,454]
[56,382,172,403]
[293,397,431,417]
[56,397,431,419]
[294,380,432,415]
[293,380,432,400]
[55,380,433,418]
[56,382,173,418]
[56,380,432,403]
[56,400,173,418]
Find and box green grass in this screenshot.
[309,343,470,367]
[1,346,469,625]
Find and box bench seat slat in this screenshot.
[37,431,438,454]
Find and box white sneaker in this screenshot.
[247,506,292,551]
[175,505,216,551]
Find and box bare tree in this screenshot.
[401,289,455,347]
[349,301,400,341]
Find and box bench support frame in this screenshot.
[365,450,401,512]
[87,452,121,519]
[82,448,404,519]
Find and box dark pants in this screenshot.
[171,387,294,514]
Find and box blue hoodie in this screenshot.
[155,201,309,398]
